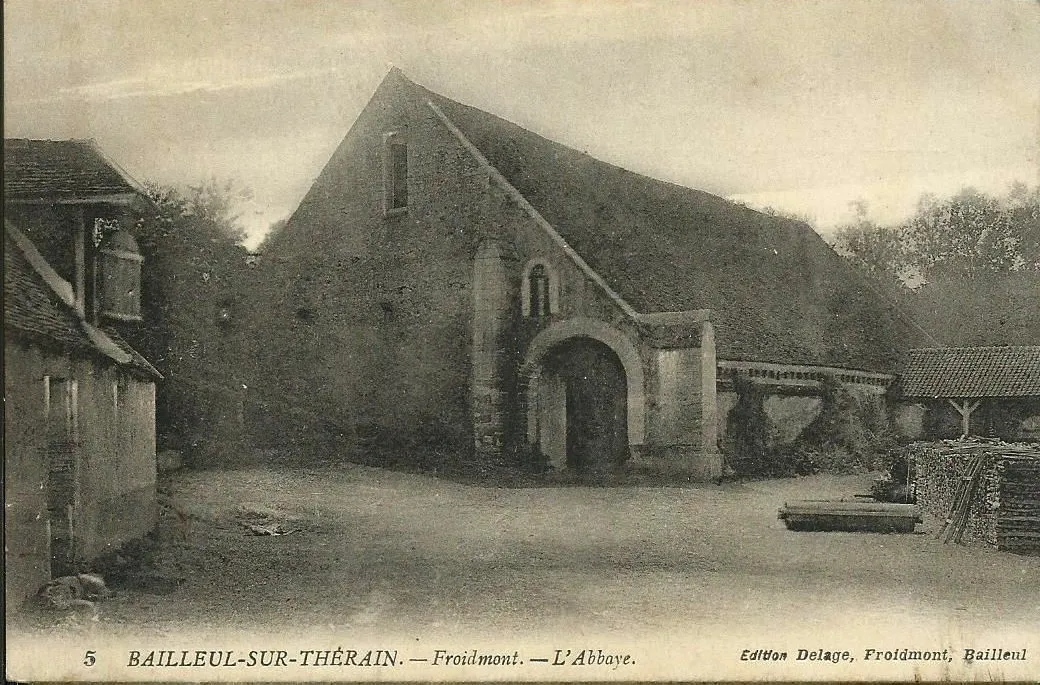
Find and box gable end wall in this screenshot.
[261,78,493,452]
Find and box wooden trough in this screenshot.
[778,500,922,533]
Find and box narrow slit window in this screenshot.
[385,135,408,212]
[529,264,550,318]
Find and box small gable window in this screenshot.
[384,132,408,214]
[522,260,559,318]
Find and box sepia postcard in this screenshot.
[5,0,1039,681]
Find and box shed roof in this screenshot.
[3,138,145,202]
[901,346,1040,398]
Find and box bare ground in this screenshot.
[13,460,1040,644]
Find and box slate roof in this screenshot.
[3,138,143,201]
[402,72,928,372]
[901,346,1040,398]
[4,224,160,379]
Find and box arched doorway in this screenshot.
[535,337,629,474]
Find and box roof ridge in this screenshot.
[400,70,769,215]
[346,68,931,371]
[83,138,155,205]
[3,138,153,206]
[5,137,96,143]
[902,343,1040,398]
[401,68,935,331]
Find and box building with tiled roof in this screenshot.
[6,225,97,355]
[901,346,1040,439]
[252,68,928,480]
[4,139,160,607]
[903,347,1040,398]
[4,138,147,203]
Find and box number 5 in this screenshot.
[83,650,96,667]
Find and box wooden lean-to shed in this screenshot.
[900,348,1040,552]
[901,346,1040,440]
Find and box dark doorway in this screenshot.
[542,337,629,475]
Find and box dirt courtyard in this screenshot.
[9,460,1039,680]
[86,462,1039,635]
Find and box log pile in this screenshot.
[998,454,1040,553]
[907,440,1040,553]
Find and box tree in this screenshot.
[758,205,816,225]
[831,199,909,286]
[832,185,1040,286]
[144,178,251,244]
[127,179,253,456]
[829,184,1040,347]
[908,270,1040,346]
[902,187,1025,280]
[1006,181,1040,269]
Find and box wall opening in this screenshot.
[523,317,646,461]
[520,259,560,317]
[383,132,408,214]
[534,337,629,474]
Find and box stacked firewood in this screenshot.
[997,454,1040,553]
[907,439,1039,552]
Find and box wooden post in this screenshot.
[74,207,86,317]
[947,398,981,438]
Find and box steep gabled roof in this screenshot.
[395,72,927,372]
[4,222,161,379]
[902,346,1040,398]
[3,138,146,203]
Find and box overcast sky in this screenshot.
[5,0,1039,248]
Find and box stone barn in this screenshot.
[4,139,161,607]
[253,69,921,480]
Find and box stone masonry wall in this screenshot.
[258,74,491,454]
[481,159,653,461]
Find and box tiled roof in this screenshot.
[404,72,928,372]
[102,326,163,378]
[4,230,96,354]
[3,138,142,201]
[4,223,160,379]
[901,346,1040,398]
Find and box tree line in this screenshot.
[825,183,1039,350]
[830,183,1039,287]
